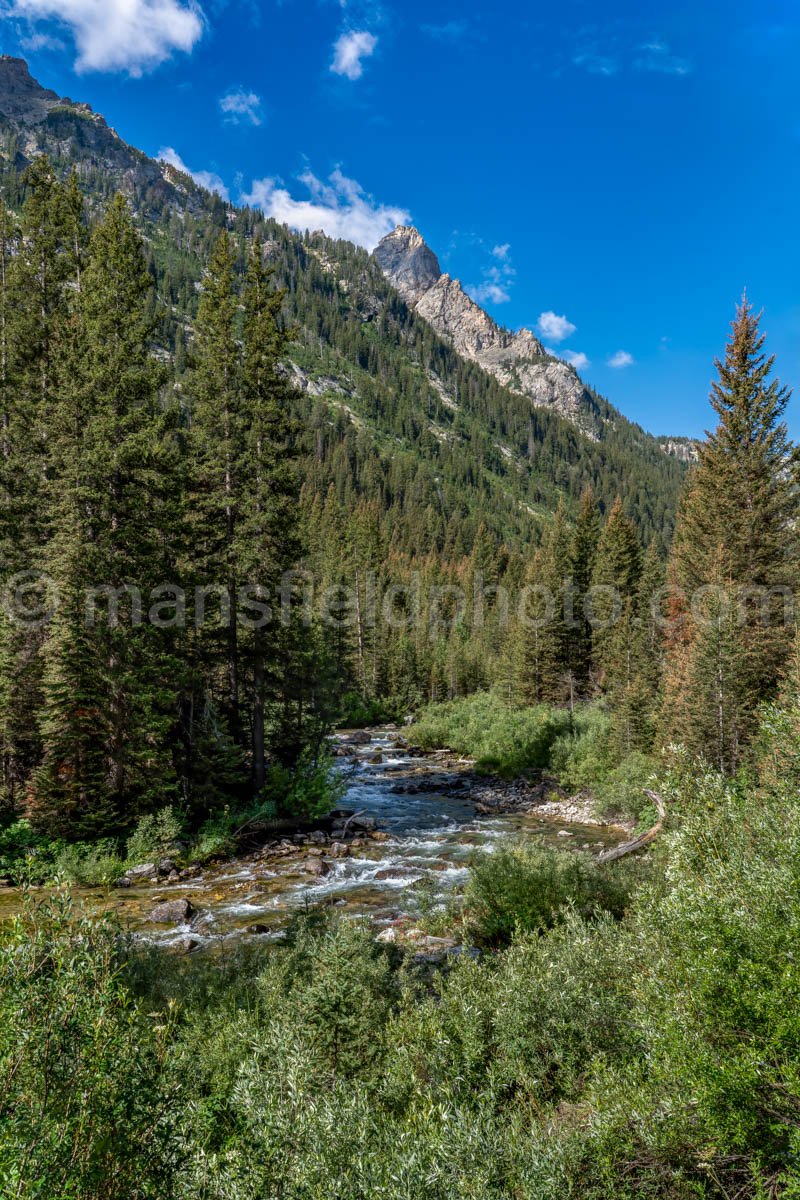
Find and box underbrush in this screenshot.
[463,841,635,947]
[411,694,659,824]
[6,730,800,1200]
[0,753,344,885]
[409,692,573,778]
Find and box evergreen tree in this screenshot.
[590,496,641,686]
[569,485,601,694]
[605,541,664,757]
[0,163,81,812]
[662,300,798,769]
[238,239,304,783]
[186,233,245,755]
[32,196,181,838]
[517,499,572,704]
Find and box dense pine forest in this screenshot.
[3,56,800,1200]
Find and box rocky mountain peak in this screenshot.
[374,224,600,435]
[373,225,442,305]
[0,55,64,125]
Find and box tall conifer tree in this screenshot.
[661,300,798,769]
[33,196,180,837]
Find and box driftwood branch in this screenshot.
[340,810,366,838]
[596,790,666,865]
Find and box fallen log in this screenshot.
[596,790,666,865]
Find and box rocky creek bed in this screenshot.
[0,728,627,956]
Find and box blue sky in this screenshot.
[1,0,799,439]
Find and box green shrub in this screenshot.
[548,703,614,792]
[125,805,184,865]
[549,706,659,824]
[336,691,395,729]
[0,893,180,1198]
[259,749,345,820]
[464,841,632,946]
[410,692,572,778]
[54,839,125,886]
[0,819,63,884]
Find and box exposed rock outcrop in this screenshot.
[657,437,701,463]
[374,225,601,435]
[373,225,442,305]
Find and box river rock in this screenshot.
[247,923,271,935]
[172,936,200,955]
[351,815,377,832]
[158,858,177,875]
[374,866,417,881]
[126,862,156,881]
[303,857,330,877]
[330,842,350,858]
[370,831,390,843]
[112,876,132,888]
[148,898,195,923]
[345,730,371,745]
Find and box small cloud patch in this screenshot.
[219,87,263,126]
[537,311,577,343]
[330,30,377,80]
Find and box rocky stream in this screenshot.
[0,728,626,955]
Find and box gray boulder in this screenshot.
[148,898,195,924]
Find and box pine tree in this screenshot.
[517,498,572,703]
[605,541,664,757]
[590,496,642,685]
[661,300,798,769]
[569,485,601,694]
[186,233,244,753]
[33,196,181,838]
[238,238,303,785]
[0,163,81,812]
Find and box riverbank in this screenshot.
[0,727,626,950]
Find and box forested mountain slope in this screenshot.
[0,55,685,559]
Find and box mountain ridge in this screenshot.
[374,224,604,436]
[0,56,688,553]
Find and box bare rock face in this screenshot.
[658,437,701,463]
[373,225,442,305]
[0,56,61,125]
[374,226,600,434]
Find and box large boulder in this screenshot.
[148,898,195,924]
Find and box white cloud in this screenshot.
[537,310,577,343]
[468,282,511,305]
[8,0,204,75]
[219,87,263,126]
[635,40,691,76]
[330,30,377,80]
[19,29,65,50]
[561,349,590,371]
[608,350,635,368]
[242,168,410,251]
[466,241,515,307]
[158,147,229,201]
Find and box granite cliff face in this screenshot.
[374,225,602,434]
[372,225,441,305]
[0,56,208,214]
